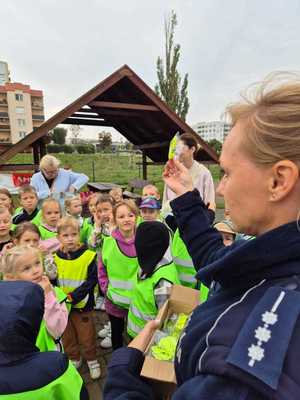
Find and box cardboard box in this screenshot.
[141,285,200,399]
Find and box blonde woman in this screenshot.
[105,74,300,399]
[30,155,88,200]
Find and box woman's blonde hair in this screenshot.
[0,245,39,276]
[226,72,300,166]
[40,154,60,170]
[57,216,80,234]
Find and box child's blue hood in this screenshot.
[0,281,44,364]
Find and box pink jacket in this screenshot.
[44,289,68,339]
[98,229,136,318]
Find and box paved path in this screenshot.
[79,310,112,400]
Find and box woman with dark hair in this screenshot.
[161,133,216,218]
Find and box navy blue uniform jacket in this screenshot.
[104,190,300,399]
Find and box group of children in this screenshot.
[0,182,237,385]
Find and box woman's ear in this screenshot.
[268,160,300,201]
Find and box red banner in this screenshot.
[12,173,32,187]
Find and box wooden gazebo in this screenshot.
[0,65,218,179]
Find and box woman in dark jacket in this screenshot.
[104,75,300,399]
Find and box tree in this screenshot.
[98,131,112,151]
[70,125,81,144]
[155,10,189,121]
[208,139,222,155]
[51,127,67,145]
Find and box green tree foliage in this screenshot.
[155,10,189,121]
[51,127,67,145]
[208,139,222,155]
[98,131,112,151]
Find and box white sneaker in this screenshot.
[71,358,82,369]
[87,360,101,380]
[98,322,111,338]
[94,296,105,310]
[100,336,112,348]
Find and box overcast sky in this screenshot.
[1,0,300,140]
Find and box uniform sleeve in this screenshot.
[70,255,98,305]
[170,190,241,271]
[69,171,89,191]
[104,347,155,400]
[172,374,257,400]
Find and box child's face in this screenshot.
[140,208,159,222]
[0,193,12,210]
[221,232,235,247]
[0,210,11,237]
[58,227,80,252]
[142,187,160,200]
[20,192,38,213]
[68,199,82,216]
[88,197,98,215]
[115,205,136,235]
[17,231,40,248]
[13,251,43,284]
[96,202,113,224]
[42,202,61,227]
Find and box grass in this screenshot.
[11,152,223,207]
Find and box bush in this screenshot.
[46,144,74,153]
[74,144,95,154]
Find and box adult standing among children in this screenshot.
[30,154,88,201]
[104,74,300,399]
[161,133,216,219]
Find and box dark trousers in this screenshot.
[108,314,125,350]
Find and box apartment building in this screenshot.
[193,120,232,143]
[0,82,44,144]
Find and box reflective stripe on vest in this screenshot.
[179,272,197,284]
[172,228,197,288]
[127,262,180,338]
[102,236,139,310]
[55,249,96,309]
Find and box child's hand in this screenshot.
[38,275,52,295]
[1,242,13,254]
[38,243,48,256]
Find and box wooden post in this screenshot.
[142,151,147,180]
[39,141,46,158]
[32,144,40,171]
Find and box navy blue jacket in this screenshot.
[104,190,300,400]
[0,281,88,399]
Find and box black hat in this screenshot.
[135,221,170,277]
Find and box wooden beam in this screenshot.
[72,113,106,119]
[133,141,169,150]
[136,162,165,166]
[32,143,40,166]
[89,107,140,117]
[0,164,38,171]
[89,101,159,112]
[62,118,114,127]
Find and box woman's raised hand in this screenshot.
[163,159,194,196]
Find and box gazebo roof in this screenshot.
[0,64,219,169]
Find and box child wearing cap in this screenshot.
[139,197,161,222]
[214,220,236,246]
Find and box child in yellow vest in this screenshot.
[98,200,139,350]
[38,198,61,246]
[55,216,101,380]
[127,221,179,338]
[13,185,41,226]
[0,245,68,352]
[65,195,92,245]
[0,207,13,254]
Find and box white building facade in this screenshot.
[193,121,231,143]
